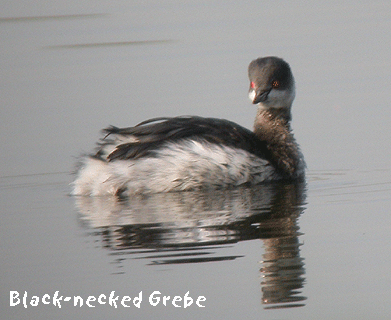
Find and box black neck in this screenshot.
[253,107,302,178]
[253,107,291,137]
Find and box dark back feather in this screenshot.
[100,116,274,162]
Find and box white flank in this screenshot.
[71,139,278,196]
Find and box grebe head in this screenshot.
[248,57,295,111]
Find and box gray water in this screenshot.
[1,1,391,319]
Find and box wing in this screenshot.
[97,116,272,161]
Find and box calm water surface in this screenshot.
[1,1,391,319]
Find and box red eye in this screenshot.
[250,81,255,89]
[272,80,280,88]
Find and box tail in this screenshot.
[71,156,115,196]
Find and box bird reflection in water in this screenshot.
[74,181,307,309]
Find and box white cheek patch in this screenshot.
[260,88,295,109]
[248,88,295,109]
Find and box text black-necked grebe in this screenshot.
[72,56,305,196]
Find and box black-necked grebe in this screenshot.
[72,56,305,196]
